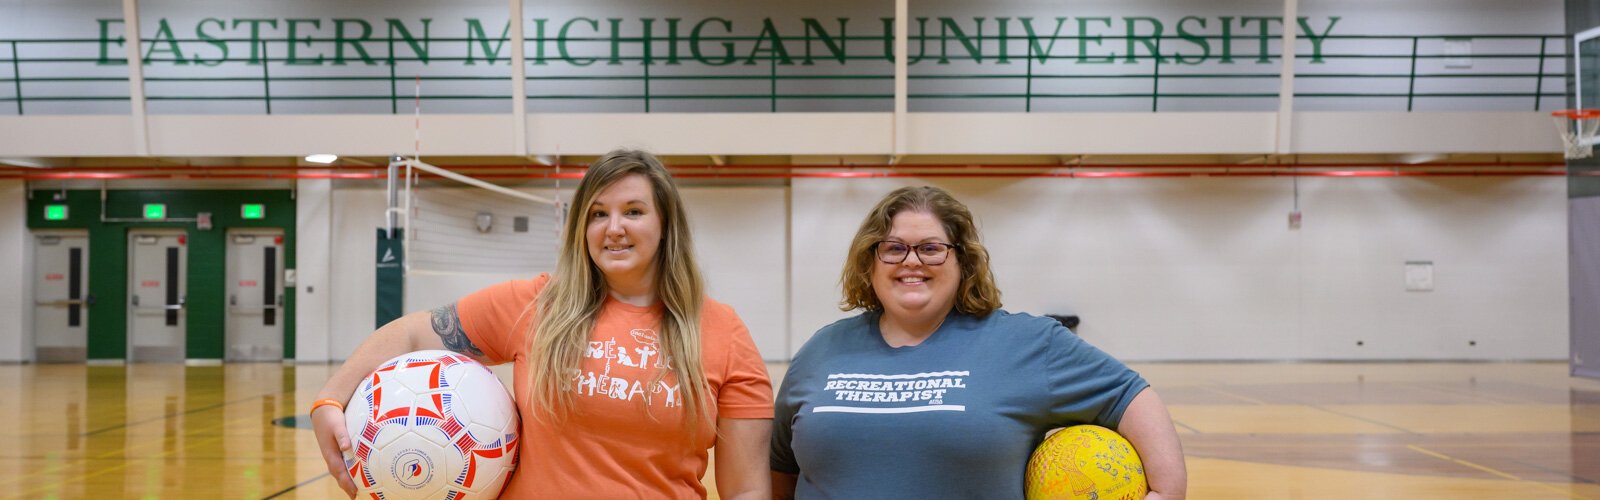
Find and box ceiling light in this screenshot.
[304,154,338,164]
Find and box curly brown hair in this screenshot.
[839,186,1002,316]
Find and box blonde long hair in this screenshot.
[524,149,710,430]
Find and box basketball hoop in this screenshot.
[1553,109,1600,159]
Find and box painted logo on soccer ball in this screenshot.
[392,449,434,489]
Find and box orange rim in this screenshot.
[1553,109,1600,119]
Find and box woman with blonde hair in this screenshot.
[771,185,1186,499]
[311,149,773,499]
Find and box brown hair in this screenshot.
[839,185,1002,316]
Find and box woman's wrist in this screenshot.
[310,397,345,415]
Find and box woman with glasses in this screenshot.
[770,186,1186,499]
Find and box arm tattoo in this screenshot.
[431,303,485,358]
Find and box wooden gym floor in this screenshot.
[3,361,1599,499]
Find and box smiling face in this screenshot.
[584,174,663,293]
[871,210,961,323]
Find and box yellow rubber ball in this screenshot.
[1024,425,1148,500]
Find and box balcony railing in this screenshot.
[0,33,1567,115]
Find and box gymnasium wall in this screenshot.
[791,176,1568,362]
[0,181,29,362]
[284,174,1568,363]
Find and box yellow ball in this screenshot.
[1025,425,1148,500]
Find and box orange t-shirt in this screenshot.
[456,273,773,499]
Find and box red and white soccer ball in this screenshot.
[343,350,519,499]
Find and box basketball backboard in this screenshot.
[1574,26,1600,146]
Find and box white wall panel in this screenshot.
[528,113,892,156]
[0,112,1564,157]
[293,178,333,362]
[1294,112,1563,153]
[0,117,136,156]
[147,115,518,157]
[329,186,387,360]
[906,113,1280,155]
[788,176,1566,361]
[0,181,29,361]
[681,187,788,361]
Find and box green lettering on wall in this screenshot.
[464,18,510,65]
[638,18,657,65]
[1123,17,1166,64]
[73,13,1350,74]
[745,18,794,65]
[1077,17,1114,64]
[285,19,325,65]
[386,19,431,65]
[556,17,597,66]
[97,19,125,65]
[1218,16,1235,63]
[1240,17,1280,63]
[143,19,189,65]
[937,17,984,65]
[607,18,625,65]
[994,17,1013,64]
[333,19,377,65]
[1174,16,1211,65]
[664,18,684,65]
[1298,16,1341,63]
[690,17,736,66]
[232,19,279,65]
[1018,17,1069,65]
[193,18,228,67]
[529,18,548,65]
[801,18,848,65]
[878,17,932,65]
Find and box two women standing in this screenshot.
[312,150,1185,499]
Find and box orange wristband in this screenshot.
[310,398,345,415]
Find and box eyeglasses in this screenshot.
[874,241,958,265]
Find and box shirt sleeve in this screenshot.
[455,274,548,365]
[711,301,774,419]
[1043,320,1150,430]
[769,361,801,474]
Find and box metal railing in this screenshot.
[0,33,1568,115]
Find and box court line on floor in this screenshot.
[1172,420,1204,434]
[9,402,275,494]
[1304,404,1420,435]
[1195,384,1272,405]
[81,393,266,436]
[1502,457,1600,485]
[1396,381,1540,405]
[1406,445,1590,499]
[11,412,257,499]
[262,472,330,499]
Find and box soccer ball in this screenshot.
[343,350,519,499]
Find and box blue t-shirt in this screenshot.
[770,309,1149,499]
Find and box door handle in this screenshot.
[276,294,284,306]
[34,299,83,306]
[230,295,237,306]
[131,295,139,307]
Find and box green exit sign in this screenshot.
[241,204,265,220]
[143,204,166,220]
[44,204,68,221]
